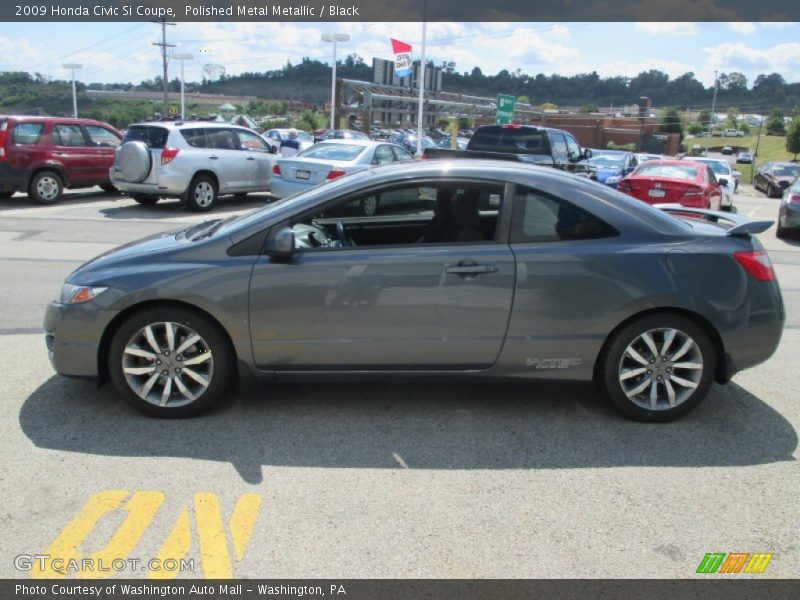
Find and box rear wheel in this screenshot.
[131,194,159,205]
[108,306,235,418]
[184,175,218,212]
[776,221,787,238]
[28,171,63,205]
[599,314,716,422]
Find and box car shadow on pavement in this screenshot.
[98,194,274,220]
[0,189,118,210]
[19,377,797,484]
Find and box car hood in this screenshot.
[67,222,223,281]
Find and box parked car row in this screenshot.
[754,162,800,198]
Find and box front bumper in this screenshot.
[44,301,116,378]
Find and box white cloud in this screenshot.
[703,41,800,81]
[728,22,756,35]
[548,25,571,40]
[634,22,700,36]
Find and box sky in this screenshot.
[0,21,798,90]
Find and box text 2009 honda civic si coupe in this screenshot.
[45,160,784,421]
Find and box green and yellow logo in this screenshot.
[696,552,773,574]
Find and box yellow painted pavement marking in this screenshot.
[146,508,192,580]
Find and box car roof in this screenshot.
[128,121,252,131]
[0,115,115,128]
[312,139,386,148]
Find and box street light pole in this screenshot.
[172,53,193,119]
[63,63,82,118]
[321,33,350,131]
[710,70,719,135]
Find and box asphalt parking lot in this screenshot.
[0,185,798,579]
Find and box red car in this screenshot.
[0,115,122,204]
[617,159,724,210]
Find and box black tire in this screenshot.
[131,194,159,206]
[776,221,787,239]
[100,184,118,194]
[28,170,63,205]
[184,174,218,212]
[0,191,14,199]
[108,306,235,418]
[598,313,716,422]
[767,184,776,198]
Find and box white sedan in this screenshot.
[270,140,415,212]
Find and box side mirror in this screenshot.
[718,178,729,187]
[266,226,295,261]
[581,148,593,160]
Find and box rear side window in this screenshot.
[181,128,208,148]
[468,127,547,154]
[53,124,87,147]
[12,122,43,145]
[85,125,121,147]
[511,186,618,243]
[123,126,169,149]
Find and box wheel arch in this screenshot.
[97,299,239,386]
[592,307,728,385]
[25,163,68,189]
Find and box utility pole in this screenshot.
[152,19,176,117]
[710,70,719,136]
[752,116,764,184]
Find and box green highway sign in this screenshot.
[496,94,515,124]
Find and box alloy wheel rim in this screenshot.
[194,182,214,207]
[37,176,59,200]
[122,321,213,408]
[618,327,703,411]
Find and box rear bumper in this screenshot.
[111,169,189,197]
[269,177,313,199]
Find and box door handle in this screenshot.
[445,263,499,276]
[246,157,255,161]
[209,155,219,160]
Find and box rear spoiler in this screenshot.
[653,204,773,237]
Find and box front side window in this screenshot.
[85,125,121,147]
[511,186,617,243]
[392,146,414,161]
[236,130,270,152]
[372,145,394,165]
[53,124,87,147]
[11,122,43,145]
[291,181,504,250]
[564,134,582,161]
[549,133,568,163]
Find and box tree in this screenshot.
[725,107,740,129]
[766,109,786,136]
[580,103,598,113]
[697,109,712,130]
[687,123,703,135]
[786,117,800,160]
[516,95,530,105]
[661,107,685,141]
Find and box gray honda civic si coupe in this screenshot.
[44,160,784,421]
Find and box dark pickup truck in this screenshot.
[423,124,595,178]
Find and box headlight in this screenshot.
[605,176,621,185]
[59,283,108,305]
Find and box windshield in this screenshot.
[297,143,365,161]
[772,165,800,178]
[589,155,625,168]
[635,163,698,181]
[697,160,730,175]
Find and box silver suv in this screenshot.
[110,121,276,211]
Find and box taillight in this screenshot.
[160,147,180,166]
[788,193,800,204]
[681,186,704,197]
[326,167,346,180]
[734,250,776,282]
[272,164,281,177]
[0,124,7,161]
[617,181,632,193]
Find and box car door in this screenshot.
[51,123,95,184]
[247,179,516,370]
[235,129,274,191]
[206,127,248,191]
[82,124,121,183]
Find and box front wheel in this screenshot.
[599,314,716,422]
[28,171,63,205]
[184,175,218,212]
[108,307,235,418]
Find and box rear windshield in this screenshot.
[298,143,365,161]
[635,163,698,181]
[123,126,169,149]
[468,127,547,154]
